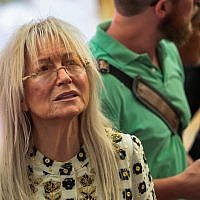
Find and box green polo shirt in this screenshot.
[90,21,191,178]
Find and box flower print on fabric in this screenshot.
[148,171,152,182]
[59,162,73,175]
[26,130,156,199]
[62,178,75,190]
[43,171,50,175]
[43,180,61,193]
[119,149,127,160]
[133,162,143,175]
[77,147,87,162]
[131,136,141,147]
[111,131,123,143]
[78,173,97,199]
[119,168,130,180]
[123,188,133,200]
[143,153,147,164]
[138,181,147,194]
[79,186,96,199]
[78,173,94,187]
[43,156,54,167]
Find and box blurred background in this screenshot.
[0,0,114,50]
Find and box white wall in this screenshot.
[0,0,100,50]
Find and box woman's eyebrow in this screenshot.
[38,57,51,64]
[37,52,75,64]
[62,52,74,58]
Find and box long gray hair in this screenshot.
[0,17,120,200]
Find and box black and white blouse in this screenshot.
[26,128,156,200]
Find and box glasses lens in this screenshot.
[36,66,55,82]
[38,64,85,82]
[23,57,87,82]
[65,64,85,75]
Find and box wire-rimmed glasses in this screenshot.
[23,58,88,82]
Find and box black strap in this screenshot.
[98,59,182,136]
[98,59,133,90]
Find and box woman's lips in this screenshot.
[54,91,78,101]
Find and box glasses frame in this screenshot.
[22,61,89,82]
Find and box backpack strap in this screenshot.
[98,59,182,136]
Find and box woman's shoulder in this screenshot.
[105,127,142,145]
[104,128,156,199]
[105,128,144,158]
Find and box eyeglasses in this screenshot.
[23,61,87,82]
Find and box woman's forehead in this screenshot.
[25,44,76,71]
[27,39,79,63]
[36,40,71,57]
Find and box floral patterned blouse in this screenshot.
[26,129,156,200]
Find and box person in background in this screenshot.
[90,0,200,199]
[179,8,200,160]
[0,17,155,199]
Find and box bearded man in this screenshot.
[90,0,200,199]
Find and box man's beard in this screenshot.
[158,11,192,47]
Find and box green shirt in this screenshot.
[90,21,191,178]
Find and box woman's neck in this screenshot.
[31,117,82,162]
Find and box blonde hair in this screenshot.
[0,17,120,199]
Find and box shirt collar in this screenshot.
[92,21,170,71]
[93,21,141,66]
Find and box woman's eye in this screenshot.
[68,60,77,65]
[38,65,50,72]
[62,59,77,66]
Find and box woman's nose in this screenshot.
[56,67,72,86]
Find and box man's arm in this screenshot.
[154,159,200,200]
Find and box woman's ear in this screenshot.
[154,0,173,19]
[21,99,28,112]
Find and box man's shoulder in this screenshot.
[160,39,179,54]
[89,21,111,45]
[89,32,108,60]
[160,39,183,67]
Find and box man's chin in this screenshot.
[163,24,192,47]
[175,24,193,47]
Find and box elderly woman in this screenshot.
[0,17,155,199]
